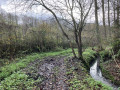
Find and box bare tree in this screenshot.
[19,0,93,59]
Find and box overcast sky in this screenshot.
[0,0,8,5]
[0,0,52,20]
[0,0,112,25]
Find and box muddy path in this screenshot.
[22,55,69,90]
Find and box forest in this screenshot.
[0,0,120,90]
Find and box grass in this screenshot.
[68,74,113,90]
[0,71,43,90]
[0,48,73,81]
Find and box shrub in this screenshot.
[83,48,96,67]
[117,50,120,58]
[112,39,120,54]
[99,50,112,62]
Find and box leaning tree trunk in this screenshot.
[41,4,77,57]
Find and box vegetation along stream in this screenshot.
[90,57,118,90]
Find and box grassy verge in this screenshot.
[0,48,73,81]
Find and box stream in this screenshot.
[90,58,118,90]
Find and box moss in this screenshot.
[100,65,115,84]
[112,39,120,54]
[99,49,112,62]
[83,48,97,67]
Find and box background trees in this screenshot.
[0,9,71,59]
[0,0,119,60]
[21,0,93,59]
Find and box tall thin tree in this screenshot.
[101,0,107,38]
[108,0,111,37]
[94,0,101,48]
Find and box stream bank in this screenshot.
[101,59,120,87]
[99,49,120,87]
[90,57,118,90]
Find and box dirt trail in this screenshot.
[23,56,69,90]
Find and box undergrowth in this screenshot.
[83,48,97,67]
[0,71,43,90]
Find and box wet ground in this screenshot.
[21,55,119,90]
[22,56,69,90]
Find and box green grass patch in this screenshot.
[0,71,43,90]
[69,75,113,90]
[84,75,113,90]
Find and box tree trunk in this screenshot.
[41,4,77,57]
[113,1,116,26]
[101,0,107,38]
[108,0,111,37]
[117,0,120,27]
[78,30,83,59]
[94,0,102,48]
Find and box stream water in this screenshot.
[90,58,118,90]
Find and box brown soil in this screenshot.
[22,56,69,90]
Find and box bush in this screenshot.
[99,50,112,62]
[83,48,96,67]
[112,39,120,54]
[117,50,120,58]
